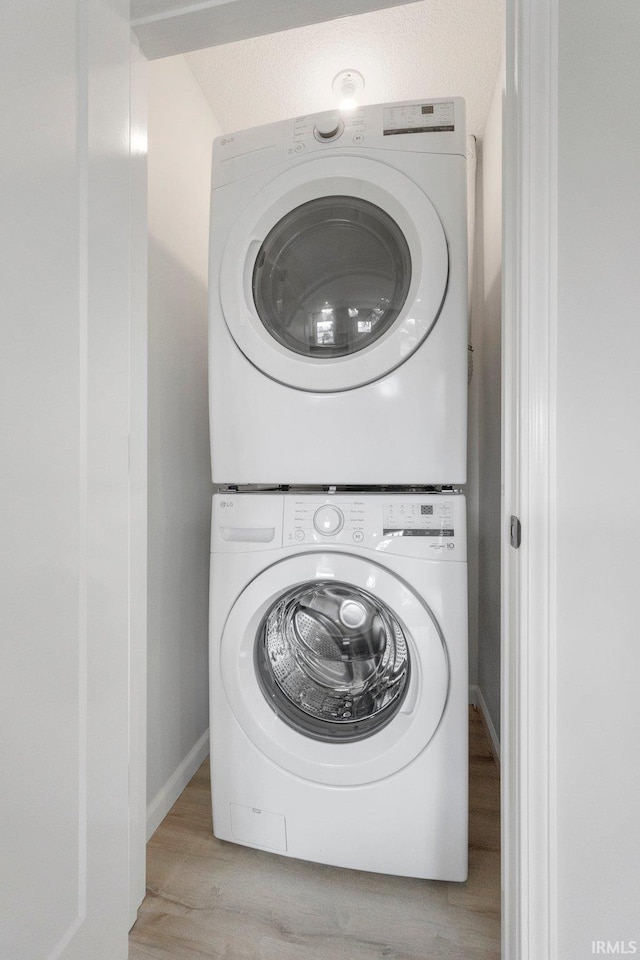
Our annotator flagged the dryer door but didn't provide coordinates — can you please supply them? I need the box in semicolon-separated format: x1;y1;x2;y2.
219;553;449;786
219;156;449;392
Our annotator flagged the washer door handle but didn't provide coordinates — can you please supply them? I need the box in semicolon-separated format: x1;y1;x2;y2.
399;675;419;715
242;238;263;310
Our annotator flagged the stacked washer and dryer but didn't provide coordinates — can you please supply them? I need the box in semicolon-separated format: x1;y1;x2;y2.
208;98;469;881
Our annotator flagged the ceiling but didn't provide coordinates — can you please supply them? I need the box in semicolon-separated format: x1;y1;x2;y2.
184;0;504;139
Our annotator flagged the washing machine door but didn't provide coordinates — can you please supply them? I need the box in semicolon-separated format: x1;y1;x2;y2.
219;553;449;786
219;156;449;393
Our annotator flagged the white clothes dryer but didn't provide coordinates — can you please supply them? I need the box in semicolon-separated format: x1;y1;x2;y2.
209;491;468;881
209;98;468;486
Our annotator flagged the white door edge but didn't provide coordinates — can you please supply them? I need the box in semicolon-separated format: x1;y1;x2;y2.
502;0;559;957
128;34;149;927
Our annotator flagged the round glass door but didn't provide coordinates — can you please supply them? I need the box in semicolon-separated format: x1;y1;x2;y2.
219;551;449;785
256;580;410;742
252;197;411;359
219;156;449;393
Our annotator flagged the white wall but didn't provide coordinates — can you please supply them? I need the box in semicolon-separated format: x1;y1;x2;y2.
474;69;503;742
146;54;222;835
555;0;640;952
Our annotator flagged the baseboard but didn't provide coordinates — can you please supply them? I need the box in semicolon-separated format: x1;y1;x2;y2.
469;684;501;769
146;729;210;841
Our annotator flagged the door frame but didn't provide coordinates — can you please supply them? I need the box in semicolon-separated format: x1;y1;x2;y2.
501;0;558;956
127;0;560;955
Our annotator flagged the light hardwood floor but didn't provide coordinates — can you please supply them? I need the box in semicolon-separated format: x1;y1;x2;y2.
129;707;500;960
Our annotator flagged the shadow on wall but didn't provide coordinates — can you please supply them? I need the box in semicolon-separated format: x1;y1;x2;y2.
147;235;213;812
468;125;502;746
476;268;501;741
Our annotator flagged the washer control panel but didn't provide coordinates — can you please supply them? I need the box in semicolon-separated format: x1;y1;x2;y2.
212;493;465;559
282;493;466;559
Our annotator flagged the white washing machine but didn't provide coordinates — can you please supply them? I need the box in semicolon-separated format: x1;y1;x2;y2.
209;491;468;881
209;98;468;486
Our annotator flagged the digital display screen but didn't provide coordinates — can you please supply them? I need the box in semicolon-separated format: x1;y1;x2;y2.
422;105;435;115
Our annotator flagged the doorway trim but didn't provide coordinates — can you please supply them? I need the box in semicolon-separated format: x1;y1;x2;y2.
502;0;558;957
127;1;561;956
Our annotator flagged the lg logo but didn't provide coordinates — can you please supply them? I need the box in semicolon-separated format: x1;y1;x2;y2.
220;500;234;509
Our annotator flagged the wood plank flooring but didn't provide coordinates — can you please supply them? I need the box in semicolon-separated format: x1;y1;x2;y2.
129;707;500;960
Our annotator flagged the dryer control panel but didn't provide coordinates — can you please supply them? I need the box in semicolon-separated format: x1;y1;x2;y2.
287;98;464;157
212;97;467;188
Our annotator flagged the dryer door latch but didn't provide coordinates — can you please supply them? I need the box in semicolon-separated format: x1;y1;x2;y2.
510;515;522;549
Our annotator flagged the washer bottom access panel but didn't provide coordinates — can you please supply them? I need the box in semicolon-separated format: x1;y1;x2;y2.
209;491;468;881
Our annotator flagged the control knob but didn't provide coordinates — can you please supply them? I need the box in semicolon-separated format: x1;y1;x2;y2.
313;504;344;536
313;117;344;142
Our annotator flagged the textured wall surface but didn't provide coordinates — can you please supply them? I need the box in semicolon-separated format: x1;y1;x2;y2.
185;0;503;135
